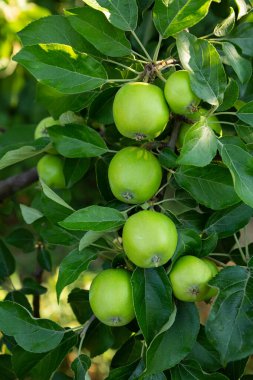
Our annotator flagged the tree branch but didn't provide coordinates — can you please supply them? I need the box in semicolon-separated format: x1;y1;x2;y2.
0;168;38;201
167;118;182;151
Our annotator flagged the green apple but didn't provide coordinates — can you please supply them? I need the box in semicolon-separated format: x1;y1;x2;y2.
89;269;135;326
164;70;200;116
177;108;222;148
202;258;219;300
113;82;169;140
108;147;162;204
169;255;213;302
122;210;178;268
37;154;65;188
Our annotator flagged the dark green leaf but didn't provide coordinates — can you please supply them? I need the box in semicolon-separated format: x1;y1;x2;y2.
153;0;213;38
37;83;98;119
145;302;199;374
6;228;34;253
111;336;143;368
40;223;78;246
12;330;77;380
64;158;90;188
0;145;47;170
219;142;253;208
95;156;114;201
0;355;16;380
37;248;52;272
170;359;228;379
20;204;43;225
5;291;32;314
177;120;218;167
214;7;235;37
222;42;252;84
59;205;125;231
106;361;140;380
89;88;117;125
237;100;253;126
222;357;248;380
172;229;202;262
66;8;131;57
83;0;138;31
158;148;178;169
205;203;253;238
174;165;240;210
131;267;175;345
205;263;253;365
235;122;253;144
21;278;47;295
71;354;91;380
68;288;93;324
0;301;64;353
56;247;97;301
83;319;114;357
216;78;239;112
48;124;108;158
14;44;107;94
187;325;221;373
225;23;253;56
0;240;15;278
200;234;218;257
177;32;227;106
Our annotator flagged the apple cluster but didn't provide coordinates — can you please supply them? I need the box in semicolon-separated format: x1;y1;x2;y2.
89;70;219;327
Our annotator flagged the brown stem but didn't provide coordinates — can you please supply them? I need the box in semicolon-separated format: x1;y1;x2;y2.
167;118;181;152
0;168;38;202
33;243;44;318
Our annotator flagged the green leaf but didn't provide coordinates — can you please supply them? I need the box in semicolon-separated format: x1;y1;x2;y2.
177;120;218;167
173;228;202;262
83;0;138;31
222;42;252;84
158;148;178;169
174;165;240;210
0;240;15;278
170;359;229;379
71;354;91;380
205;263;253;365
66;7;131;57
219;142;253;208
153;0;213;38
0;355;16;380
235;0;248;19
214;7;235;37
0;301;64;353
205;203;253;238
48;124;108;158
111;336;142;368
106;361;140;380
222;357;248;380
68;288;93;324
59;205;125;231
64;158;90;188
216;78;239;112
22;277;47;295
18;15;94;53
12;331;77;380
131;267;175;345
145;302;199;374
79;231;105;251
39;223;78;246
187;325;221;372
0;145;46;170
83;319;114;357
225;22;253;56
40;180;74;211
20;204;43;225
237;100;253;126
177;32;227;106
89;87;117;125
235;122;253;144
5;291;33;314
37;248;52;272
13;44;108;94
37;83;98;120
6;228;34;253
56;247;97;301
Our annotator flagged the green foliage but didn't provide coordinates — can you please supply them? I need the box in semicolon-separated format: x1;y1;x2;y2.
2;0;253;378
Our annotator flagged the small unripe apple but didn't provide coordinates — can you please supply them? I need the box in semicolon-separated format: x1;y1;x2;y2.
108;147;162;204
122;210;178;268
37;154;65;188
89;269;135;326
113;82;169;140
169;255;213;302
164;70;200;116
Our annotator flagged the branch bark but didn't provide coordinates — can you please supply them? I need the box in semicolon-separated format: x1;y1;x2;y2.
0;168;38;201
